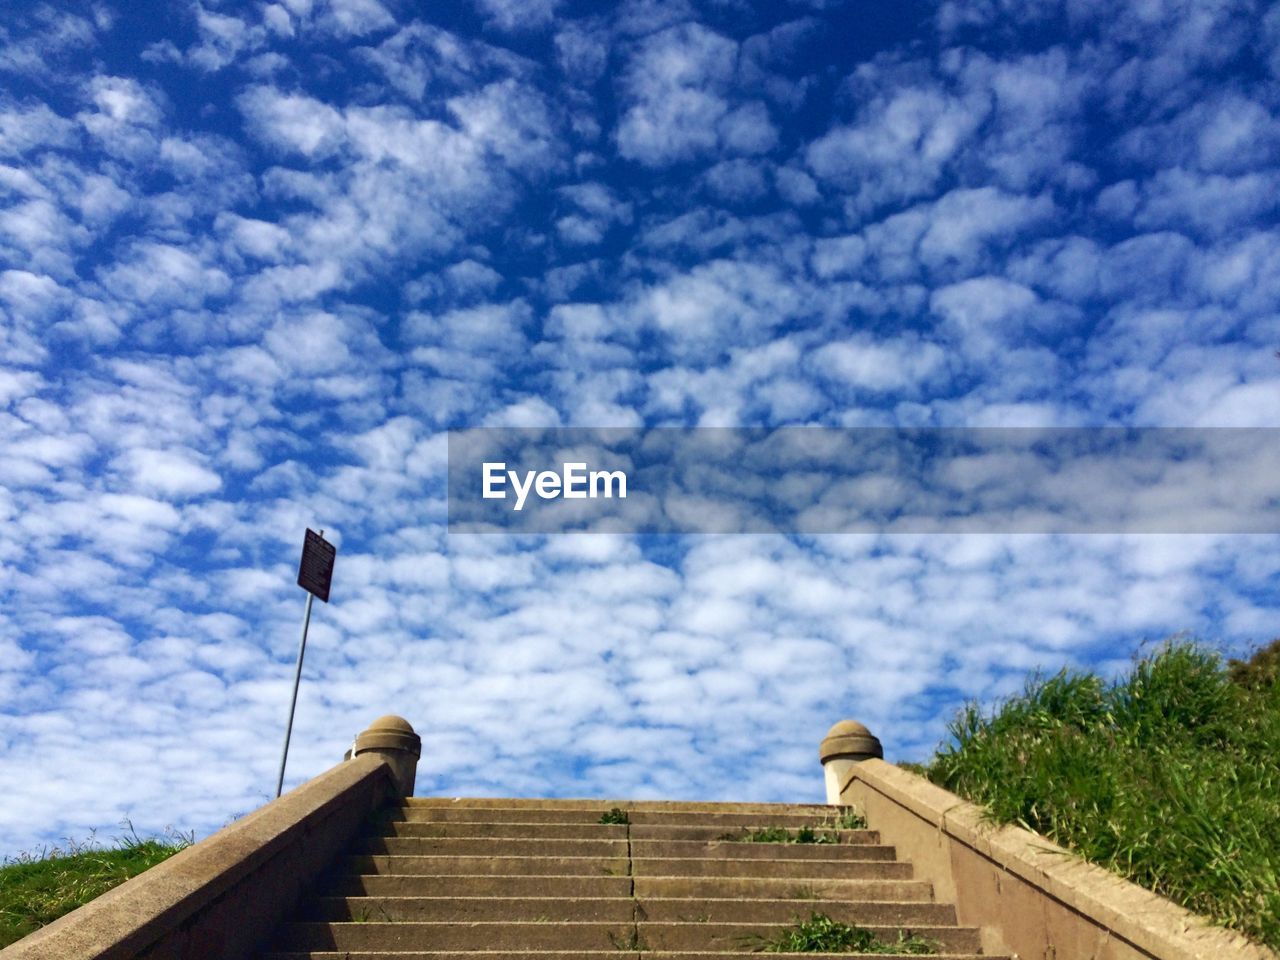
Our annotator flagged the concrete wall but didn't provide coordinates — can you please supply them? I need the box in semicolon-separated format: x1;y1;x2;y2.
0;753;394;960
836;759;1277;960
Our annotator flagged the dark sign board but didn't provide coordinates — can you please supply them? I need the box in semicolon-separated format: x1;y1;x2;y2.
297;528;336;602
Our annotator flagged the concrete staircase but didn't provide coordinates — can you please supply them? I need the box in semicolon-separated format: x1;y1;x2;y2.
260;798;1004;960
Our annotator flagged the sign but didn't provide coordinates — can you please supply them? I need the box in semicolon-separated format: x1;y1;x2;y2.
296;528;336;602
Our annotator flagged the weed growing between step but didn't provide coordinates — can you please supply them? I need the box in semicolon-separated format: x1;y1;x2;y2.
720;813;864;844
608;928;648;950
0;821;192;948
349;902;393;923
722;808;867;842
599;808;630;825
750;912;937;954
722;826;839;844
824;808;868;830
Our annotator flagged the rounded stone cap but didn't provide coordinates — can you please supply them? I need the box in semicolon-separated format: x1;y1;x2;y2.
819;720;883;764
354;715;421;758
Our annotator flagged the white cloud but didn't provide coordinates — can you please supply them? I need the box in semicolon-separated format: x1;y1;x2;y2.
1127;168;1280;239
930;275;1041;355
0;102;78;156
316;0;396;38
98;243;231;309
629;259;804;356
473;0;563;32
238;86;345;158
702;159;769;203
360;23;534;101
555;181;632;244
111;449;222;498
0;8;98;77
615;23;777;167
555;19;611;83
447;79;562;174
807;76;989;215
810;335;946;393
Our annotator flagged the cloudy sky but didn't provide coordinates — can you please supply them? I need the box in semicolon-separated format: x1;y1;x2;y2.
2;0;1279;854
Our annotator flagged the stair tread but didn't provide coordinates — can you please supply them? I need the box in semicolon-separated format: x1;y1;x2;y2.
374;824;880;845
402;799;841;812
321;876;935;901
300;896;957;924
356;839;895;860
388;809;859;826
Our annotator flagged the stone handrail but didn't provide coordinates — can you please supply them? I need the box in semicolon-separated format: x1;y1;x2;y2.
1;715;420;960
820;720;1277;960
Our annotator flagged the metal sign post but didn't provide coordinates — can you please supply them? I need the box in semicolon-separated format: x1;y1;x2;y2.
276;528;336;798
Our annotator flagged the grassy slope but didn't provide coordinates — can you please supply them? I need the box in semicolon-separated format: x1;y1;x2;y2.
0;835;187;947
925;640;1280;949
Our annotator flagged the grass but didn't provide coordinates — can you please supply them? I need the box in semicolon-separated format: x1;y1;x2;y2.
925;638;1280;950
822;808;867;830
752;912;937;954
599;808;630;825
722;825;839;844
608;928;648;950
0;823;192;947
721;809;865;846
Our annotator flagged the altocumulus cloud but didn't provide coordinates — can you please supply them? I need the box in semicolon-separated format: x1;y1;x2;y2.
0;0;1277;854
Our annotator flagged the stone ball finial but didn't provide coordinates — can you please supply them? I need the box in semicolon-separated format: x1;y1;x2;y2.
370;715;415;733
353;715;421;797
355;715;421;756
819;720;883;764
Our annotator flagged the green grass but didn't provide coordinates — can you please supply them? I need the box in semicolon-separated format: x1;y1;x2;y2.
598;807;630;825
0;824;191;947
822;808;867;830
723;825;840;844
925;639;1280;949
721;809;864;845
607;928;648;950
753;912;937;954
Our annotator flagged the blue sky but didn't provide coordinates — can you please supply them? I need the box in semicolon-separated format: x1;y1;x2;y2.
1;0;1278;853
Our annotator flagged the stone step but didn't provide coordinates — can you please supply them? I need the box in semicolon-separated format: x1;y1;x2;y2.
337;855;629;877
635;825;878;844
301;896;957;926
630;840;897;862
321;874;934;903
642;899;956;926
353;837;896;862
322;875;635;898
263;952;1002;960
389;808;849;827
337;855;910;880
379;822;627;840
353;838;627;857
270;921;981;953
375;822;879;845
632;876;934;902
630;858;912;880
402;799;839;815
302;896;635;923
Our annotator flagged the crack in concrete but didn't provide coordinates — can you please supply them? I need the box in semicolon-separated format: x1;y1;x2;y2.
625;812;645;950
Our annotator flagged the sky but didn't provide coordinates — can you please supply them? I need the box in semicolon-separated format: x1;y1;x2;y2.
1;0;1279;855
